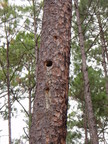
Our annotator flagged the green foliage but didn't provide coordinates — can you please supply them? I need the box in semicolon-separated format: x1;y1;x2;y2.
66;131;82;144
0;0;43;143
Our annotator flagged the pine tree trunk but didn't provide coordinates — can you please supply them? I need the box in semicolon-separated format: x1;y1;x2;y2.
7;41;11;144
74;0;98;143
97;13;108;98
29;87;31;139
4;17;11;144
32;0;39;81
83;103;88;144
30;0;72;143
28;68;32;143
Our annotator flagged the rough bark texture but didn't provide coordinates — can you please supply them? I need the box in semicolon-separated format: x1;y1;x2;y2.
30;0;72;144
74;0;98;143
97;13;108;98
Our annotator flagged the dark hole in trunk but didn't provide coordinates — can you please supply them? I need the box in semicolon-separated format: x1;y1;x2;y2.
45;60;53;67
45;87;50;94
54;35;58;40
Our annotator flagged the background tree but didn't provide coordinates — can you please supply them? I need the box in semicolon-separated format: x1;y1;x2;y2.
0;0;42;143
74;0;98;143
67;0;108;143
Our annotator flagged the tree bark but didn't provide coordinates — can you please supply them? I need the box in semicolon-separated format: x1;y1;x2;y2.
74;0;98;143
30;0;72;143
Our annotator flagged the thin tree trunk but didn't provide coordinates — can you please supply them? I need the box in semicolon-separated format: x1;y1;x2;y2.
32;0;38;80
30;0;72;143
6;37;11;144
97;13;108;98
83;103;88;144
28;1;39;142
74;0;98;143
28;69;32;143
4;18;11;144
7;40;11;144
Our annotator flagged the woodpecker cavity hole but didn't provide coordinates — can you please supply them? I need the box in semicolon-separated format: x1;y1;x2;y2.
45;60;53;67
54;35;58;40
67;7;71;12
45;87;50;94
46;87;49;91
